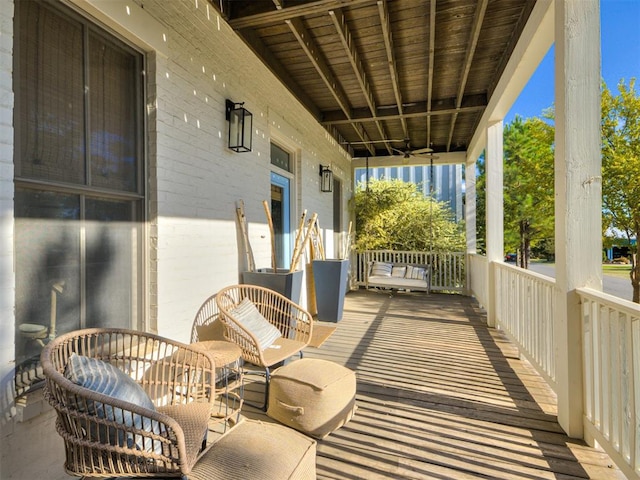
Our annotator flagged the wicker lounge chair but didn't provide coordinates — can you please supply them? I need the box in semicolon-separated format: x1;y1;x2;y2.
41;328;216;478
190;294;244;428
190;293;227;343
216;284;313;410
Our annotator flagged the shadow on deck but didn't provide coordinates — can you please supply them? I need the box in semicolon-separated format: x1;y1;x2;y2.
242;289;625;480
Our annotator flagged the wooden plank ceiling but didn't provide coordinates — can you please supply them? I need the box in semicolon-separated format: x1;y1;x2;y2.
214;0;536;159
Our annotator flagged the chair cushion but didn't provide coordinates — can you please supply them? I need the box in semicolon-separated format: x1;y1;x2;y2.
196;319;227;341
230;298;282;350
64;353;163;454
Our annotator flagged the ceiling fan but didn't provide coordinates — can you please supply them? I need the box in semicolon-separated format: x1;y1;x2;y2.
391;140;436;159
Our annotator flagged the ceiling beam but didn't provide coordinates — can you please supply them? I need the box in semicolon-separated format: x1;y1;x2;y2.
322;95;487;125
286;17;350;115
227;0;376;29
377;0;408;140
426;0;436;147
446;0;488;151
329;8;390;155
286;16;373;150
238;28;321;119
351;151;467;167
322;104;484;126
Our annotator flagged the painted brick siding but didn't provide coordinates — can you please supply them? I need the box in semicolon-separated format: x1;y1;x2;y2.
0;1;18;478
0;0;14;366
142;1;353;341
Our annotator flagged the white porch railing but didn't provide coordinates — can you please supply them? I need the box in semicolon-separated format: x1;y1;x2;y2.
494;262;557;390
466;256;640;480
355;250;465;292
467;254;488;308
578;287;640;480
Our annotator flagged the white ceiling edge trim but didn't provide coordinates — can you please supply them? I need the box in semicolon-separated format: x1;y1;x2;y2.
467;0;555;164
350;151;467;169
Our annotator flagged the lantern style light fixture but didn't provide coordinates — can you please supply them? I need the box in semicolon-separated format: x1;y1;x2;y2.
225;99;253;152
319;164;333;192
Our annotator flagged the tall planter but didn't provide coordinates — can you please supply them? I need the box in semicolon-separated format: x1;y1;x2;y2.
242;268;303;304
312;259;349;322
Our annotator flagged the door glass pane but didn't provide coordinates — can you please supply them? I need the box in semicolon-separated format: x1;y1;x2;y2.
85;198;139;329
89;32;139;192
16;2;85;184
271;184;284;268
14;189;81;366
333;178;342;231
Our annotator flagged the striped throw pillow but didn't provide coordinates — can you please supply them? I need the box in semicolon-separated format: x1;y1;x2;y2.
370;262;393;277
230;297;282;350
408;266;427;280
64;353;163;454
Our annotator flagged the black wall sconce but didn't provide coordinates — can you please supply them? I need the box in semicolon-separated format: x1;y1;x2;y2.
225;99;253;152
319;164;333;192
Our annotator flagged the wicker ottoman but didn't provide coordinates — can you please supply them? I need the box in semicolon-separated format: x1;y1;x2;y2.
267;358;357;439
190;419;316;480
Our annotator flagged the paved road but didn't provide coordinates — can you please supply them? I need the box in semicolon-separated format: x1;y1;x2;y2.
525;262;634;302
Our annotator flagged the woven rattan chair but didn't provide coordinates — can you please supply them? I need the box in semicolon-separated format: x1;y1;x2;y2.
216;284;313;410
190;293;227;343
190;293;244;428
41;328;216;478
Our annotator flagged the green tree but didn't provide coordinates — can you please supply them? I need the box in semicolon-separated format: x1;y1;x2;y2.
475;154;486;255
354;178;465;252
602;79;640;302
474;117;555;264
503;115;555;267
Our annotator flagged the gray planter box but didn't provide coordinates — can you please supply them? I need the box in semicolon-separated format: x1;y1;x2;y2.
242;268;303;304
312;259;349;322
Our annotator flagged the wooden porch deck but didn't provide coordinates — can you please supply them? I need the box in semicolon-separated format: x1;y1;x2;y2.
240;289;625;480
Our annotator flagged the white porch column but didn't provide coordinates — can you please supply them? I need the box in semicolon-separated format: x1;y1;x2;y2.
485;121;504;328
465;160;477;296
554;0;602;438
465;160;477;255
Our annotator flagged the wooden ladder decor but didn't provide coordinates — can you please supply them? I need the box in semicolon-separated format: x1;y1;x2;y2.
236;200;255;272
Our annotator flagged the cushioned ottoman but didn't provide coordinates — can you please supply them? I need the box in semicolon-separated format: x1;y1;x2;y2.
267;358;356;439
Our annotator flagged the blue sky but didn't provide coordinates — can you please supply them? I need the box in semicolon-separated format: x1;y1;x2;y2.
505;0;640;123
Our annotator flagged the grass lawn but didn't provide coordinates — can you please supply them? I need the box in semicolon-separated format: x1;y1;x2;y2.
532;261;633;279
602;264;632;279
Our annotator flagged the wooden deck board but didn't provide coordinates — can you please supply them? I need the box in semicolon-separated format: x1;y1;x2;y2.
235;290;626;479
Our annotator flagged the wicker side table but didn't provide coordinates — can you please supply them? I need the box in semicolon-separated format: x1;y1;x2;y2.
190;340;244;427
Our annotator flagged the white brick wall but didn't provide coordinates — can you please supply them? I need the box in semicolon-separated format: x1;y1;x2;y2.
140;1;353;341
0;0;18;477
0;0;354;476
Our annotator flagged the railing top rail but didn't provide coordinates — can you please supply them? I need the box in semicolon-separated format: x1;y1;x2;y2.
361;250;465;255
577;286;640;318
495;261;556;285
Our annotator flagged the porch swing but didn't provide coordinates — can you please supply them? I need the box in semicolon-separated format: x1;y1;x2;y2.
362;155;438;294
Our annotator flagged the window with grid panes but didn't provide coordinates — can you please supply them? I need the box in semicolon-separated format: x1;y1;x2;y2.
13;1;145;392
